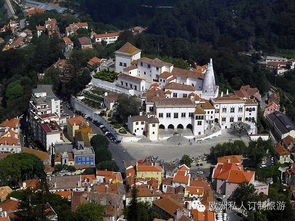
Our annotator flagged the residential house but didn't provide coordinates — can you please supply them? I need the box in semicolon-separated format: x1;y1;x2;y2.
78;37;92;49
66;115;88;141
36;25;45;37
54;152;74;166
65;22;88;36
125;186;161;205
0;118;21;153
172;165;191;188
212;155;269;198
127;115;159;141
153;196;185;220
96;170;123;184
45;18;60;37
87;57;106;70
63;37;74;52
91;32;120;45
264;102;280;117
275;144;293;164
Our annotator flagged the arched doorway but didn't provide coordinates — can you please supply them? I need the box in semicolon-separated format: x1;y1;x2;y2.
168;124;174;130
186;124;193;130
159;124;165;129
177;124;184;129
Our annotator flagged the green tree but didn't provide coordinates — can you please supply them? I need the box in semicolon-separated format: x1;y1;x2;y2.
91;135;109;149
75;202;104;221
180;154;193;167
96;160;119;171
0;153;45;186
231;183;259;207
5;80;23;101
116;94;141;122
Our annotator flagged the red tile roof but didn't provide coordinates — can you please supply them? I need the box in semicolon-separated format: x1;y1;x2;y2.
217;155;242;164
93;32;120;38
67;116;86;126
0;199;19;212
63;37;72;44
0;137;20;146
164;82;195;91
275;144;290;155
0;118;19;128
116;42;141;55
212;163;254;183
153;197;184;217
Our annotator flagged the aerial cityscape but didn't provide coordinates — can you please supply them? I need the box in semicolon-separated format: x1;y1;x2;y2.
0;0;295;221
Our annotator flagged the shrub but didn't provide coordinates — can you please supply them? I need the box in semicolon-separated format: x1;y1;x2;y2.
119;128;127;134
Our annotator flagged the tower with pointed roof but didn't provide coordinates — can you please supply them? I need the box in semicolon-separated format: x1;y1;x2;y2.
115;42;141;73
201;58;219;99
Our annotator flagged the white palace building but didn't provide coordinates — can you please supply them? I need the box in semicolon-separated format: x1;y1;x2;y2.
114;43;258;141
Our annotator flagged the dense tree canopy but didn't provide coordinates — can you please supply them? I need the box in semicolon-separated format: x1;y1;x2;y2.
75;202;104;221
116;94;141;123
0;153;45;186
180;155;193;167
73;0;295;51
209;139;273;167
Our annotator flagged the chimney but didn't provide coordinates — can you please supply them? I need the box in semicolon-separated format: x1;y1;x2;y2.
221;91;224;97
139;112;143;116
226;89;229;95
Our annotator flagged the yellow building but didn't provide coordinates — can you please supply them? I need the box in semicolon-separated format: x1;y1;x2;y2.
75;124;95;147
136;164;163;184
67;116;87;141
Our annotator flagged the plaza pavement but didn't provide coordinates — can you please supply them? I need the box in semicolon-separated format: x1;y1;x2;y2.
121;130;250;161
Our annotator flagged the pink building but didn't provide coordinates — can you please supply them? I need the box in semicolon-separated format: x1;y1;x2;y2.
264;102;280;117
212;155;269;198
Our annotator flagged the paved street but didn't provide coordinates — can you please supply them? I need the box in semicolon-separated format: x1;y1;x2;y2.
63;104;134;172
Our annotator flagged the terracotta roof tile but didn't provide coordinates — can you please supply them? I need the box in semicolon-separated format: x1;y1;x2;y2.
217;155;242;164
0;118;19;128
195;106;205;114
153;197;184;217
139;57;173;68
164;82;195;91
67;116;86;126
118;73;146;83
172;67;204;80
0;199;19;212
159;72;173;78
55;190;72;199
116;42;141;55
93;32;120;38
275;144;290;155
